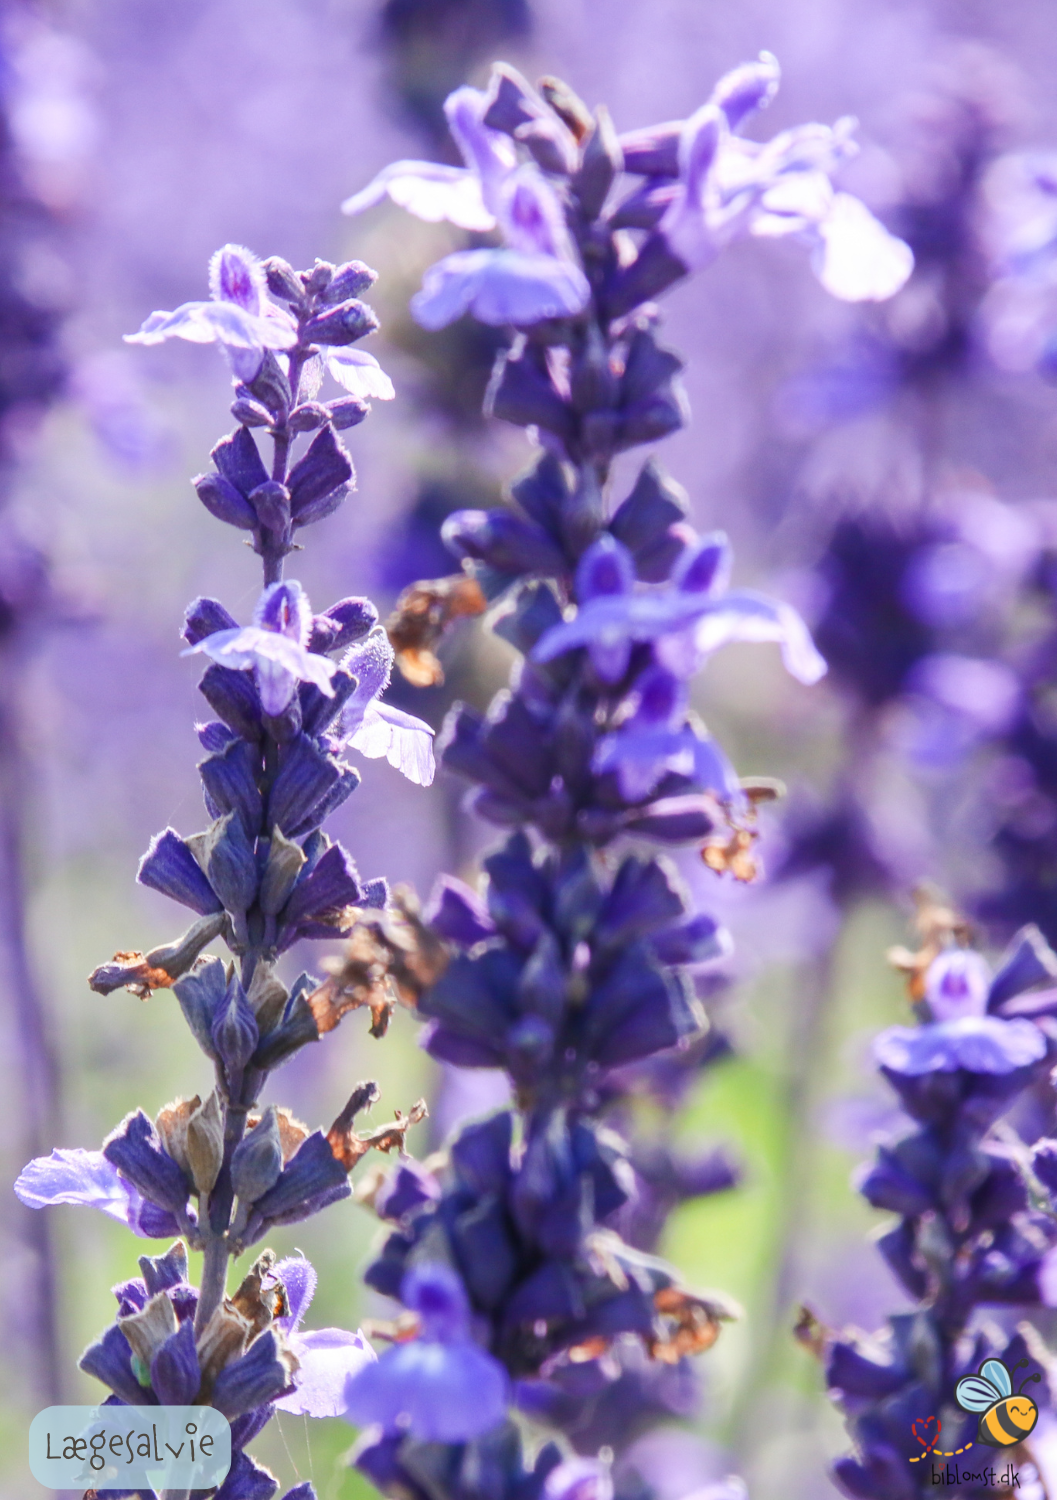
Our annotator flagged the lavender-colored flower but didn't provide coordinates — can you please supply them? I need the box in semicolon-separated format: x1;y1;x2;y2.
342;85;515;230
272;1255;377;1419
343;1263;509;1440
532;533;827;688
14;1148;179;1239
654;56;913;301
345;76;590;329
820;901;1057;1497
125;243;298;382
343;626;436;785
185;580;340;716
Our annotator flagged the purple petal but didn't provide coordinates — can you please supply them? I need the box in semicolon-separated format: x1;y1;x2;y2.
402;1263;470;1341
326;349;395;400
254;580;312;644
276;1328;376;1418
15;1148;133;1222
349;703;436;786
498;166;574;260
424;875;496;946
341;160;495;231
873;1016;1047;1077
209;243;265;313
576;535;635;604
686;589;828;684
812;193;914;302
543;1458;613;1500
343;1339;507;1441
710;52;781;130
673;532;731;595
411;249;590;331
925;949;991;1022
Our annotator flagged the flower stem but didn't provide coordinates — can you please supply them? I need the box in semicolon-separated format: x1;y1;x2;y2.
194;1234;230;1335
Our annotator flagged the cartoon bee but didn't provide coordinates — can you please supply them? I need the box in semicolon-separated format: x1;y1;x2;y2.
955;1358;1041;1448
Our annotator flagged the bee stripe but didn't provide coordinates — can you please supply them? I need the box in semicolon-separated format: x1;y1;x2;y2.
992;1405;1027;1442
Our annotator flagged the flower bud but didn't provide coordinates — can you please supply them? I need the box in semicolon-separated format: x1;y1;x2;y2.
287;426;354;526
230;396;273;428
193;472;258;530
323;260;378;303
263;256;305;304
303;299;380;347
259;828;307;916
573;105;623;220
186;1090;225;1193
303;260;334;294
287;402;329;433
211;974;260;1077
326;396;369;430
231;1105;284;1204
248;480;291;537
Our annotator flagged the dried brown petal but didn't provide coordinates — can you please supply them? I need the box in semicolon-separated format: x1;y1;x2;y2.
886;884;976;1002
196;1301;252;1388
386;573;487;687
310;889;449;1040
230;1250;285;1338
186;1091;224;1194
118;1292;178;1369
156;1096;200;1178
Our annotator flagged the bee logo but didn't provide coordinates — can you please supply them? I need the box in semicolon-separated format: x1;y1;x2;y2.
955;1358;1041;1448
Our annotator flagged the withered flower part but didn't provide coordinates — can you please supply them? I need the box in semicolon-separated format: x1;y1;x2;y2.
311;889;449;1038
701;778;783;883
386;571;487;687
886;882;975;1002
648;1285;739;1363
327;1089;426;1172
88;911;228;998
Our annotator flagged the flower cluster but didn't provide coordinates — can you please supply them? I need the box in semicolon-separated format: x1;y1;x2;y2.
334;50;910;1500
14;243;435;1499
815;894;1057;1497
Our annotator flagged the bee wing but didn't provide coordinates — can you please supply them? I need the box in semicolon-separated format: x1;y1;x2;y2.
956;1376;1000;1411
981;1360;1012;1397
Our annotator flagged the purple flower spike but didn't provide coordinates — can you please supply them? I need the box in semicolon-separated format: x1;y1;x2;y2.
270;1255;376;1419
343;1261;508;1440
125;244;297;382
185;580;340;717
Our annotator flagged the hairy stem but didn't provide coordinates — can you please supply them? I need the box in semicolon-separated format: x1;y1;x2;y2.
194;1234;230;1335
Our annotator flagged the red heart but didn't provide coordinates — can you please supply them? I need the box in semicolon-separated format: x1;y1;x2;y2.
913;1416;940;1451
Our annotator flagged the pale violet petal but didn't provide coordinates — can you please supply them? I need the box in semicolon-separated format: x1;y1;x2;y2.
693;590;828;684
411;249;591;331
14;1149;134;1224
350;702;436;787
274;1255;317;1335
275;1328;376;1418
327;349;396;401
342;161;496;232
256;656;300;716
123;301;221;346
811;192;914;302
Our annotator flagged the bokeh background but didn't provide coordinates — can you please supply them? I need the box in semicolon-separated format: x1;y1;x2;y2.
4;0;1057;1495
